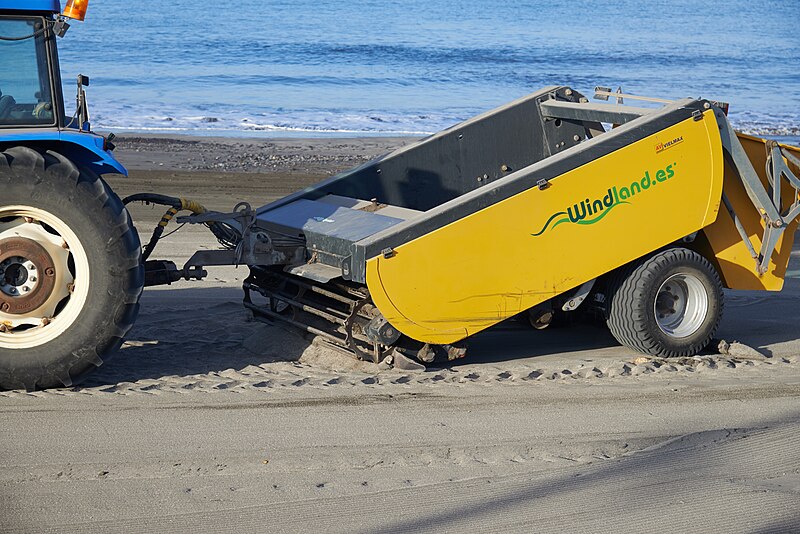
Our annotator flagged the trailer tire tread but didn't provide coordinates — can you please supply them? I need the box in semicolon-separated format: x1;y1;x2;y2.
605;248;723;357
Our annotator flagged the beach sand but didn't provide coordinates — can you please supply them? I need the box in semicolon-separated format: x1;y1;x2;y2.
1;135;798;533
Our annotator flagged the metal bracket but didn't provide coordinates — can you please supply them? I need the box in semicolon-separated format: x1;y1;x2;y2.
715;112;798;274
75;74;90;132
179;202;305;269
717;113;783;225
561;278;596;312
757;140;800;274
593;86;673;104
539;99;653;125
720;193;758;260
52;17;70;38
184;248;295;269
179;202;261;266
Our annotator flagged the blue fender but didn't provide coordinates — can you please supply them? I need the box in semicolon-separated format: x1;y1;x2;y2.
0;129;128;176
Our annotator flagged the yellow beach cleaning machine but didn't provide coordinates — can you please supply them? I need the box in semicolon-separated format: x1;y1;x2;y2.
5;0;798;388
138;85;800;365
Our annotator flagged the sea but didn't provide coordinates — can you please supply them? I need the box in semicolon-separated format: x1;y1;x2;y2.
58;0;800;142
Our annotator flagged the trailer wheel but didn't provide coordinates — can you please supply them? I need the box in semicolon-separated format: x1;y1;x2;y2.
605;248;722;357
0;147;143;390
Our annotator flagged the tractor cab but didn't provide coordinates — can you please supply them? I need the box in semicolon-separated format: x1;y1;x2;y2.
0;1;89;130
0;0;124;174
0;15;59;127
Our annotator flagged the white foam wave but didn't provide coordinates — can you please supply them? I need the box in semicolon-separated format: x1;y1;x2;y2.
89;105;798;140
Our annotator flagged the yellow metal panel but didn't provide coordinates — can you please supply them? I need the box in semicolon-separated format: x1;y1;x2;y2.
698;135;800;291
366;111;724;344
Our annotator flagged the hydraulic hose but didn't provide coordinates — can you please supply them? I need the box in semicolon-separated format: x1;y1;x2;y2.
123;193;241;260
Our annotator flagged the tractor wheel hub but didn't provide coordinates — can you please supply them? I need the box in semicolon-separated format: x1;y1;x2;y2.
0;237;57;315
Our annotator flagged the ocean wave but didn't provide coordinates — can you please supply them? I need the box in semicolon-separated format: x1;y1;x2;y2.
89;104;799;140
90;107;451;136
735;124;800;137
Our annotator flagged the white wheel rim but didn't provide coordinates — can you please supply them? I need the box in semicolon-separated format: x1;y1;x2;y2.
0;206;90;349
654;273;708;338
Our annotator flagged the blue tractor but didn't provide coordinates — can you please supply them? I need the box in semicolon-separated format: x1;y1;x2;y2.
0;0;143;390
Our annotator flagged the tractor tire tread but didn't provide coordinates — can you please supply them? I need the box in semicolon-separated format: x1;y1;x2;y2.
0;147;143;390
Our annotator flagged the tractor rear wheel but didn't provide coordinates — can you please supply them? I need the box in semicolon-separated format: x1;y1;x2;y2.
0;147;143;390
604;247;723;357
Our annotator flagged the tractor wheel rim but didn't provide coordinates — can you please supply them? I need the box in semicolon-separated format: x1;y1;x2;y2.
0;206;90;350
654;273;708;338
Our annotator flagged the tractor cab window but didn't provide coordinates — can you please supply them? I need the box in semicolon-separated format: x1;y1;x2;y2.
0;17;55;127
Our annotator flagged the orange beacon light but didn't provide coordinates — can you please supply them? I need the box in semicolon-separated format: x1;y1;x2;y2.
62;0;89;21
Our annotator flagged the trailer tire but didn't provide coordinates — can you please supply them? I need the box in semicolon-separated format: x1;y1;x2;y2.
604;248;722;357
0;147;143;390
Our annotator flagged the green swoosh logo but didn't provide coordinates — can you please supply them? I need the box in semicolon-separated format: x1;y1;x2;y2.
531;211;567;236
575;201;629;225
532;201;630;236
551;216;571;230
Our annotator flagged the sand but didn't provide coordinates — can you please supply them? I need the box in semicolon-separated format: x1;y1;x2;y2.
1;134;799;533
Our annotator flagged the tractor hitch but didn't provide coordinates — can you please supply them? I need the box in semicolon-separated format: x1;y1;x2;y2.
143;260;206;288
